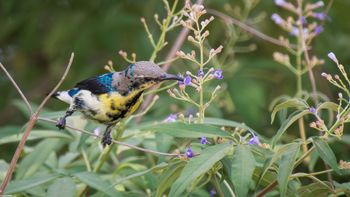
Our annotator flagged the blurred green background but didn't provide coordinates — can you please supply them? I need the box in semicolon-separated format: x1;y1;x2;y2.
1;0;350;160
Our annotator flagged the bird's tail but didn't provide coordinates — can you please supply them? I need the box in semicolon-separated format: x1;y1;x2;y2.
52;91;73;104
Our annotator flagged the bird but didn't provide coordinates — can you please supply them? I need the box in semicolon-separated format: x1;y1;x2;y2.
53;61;182;146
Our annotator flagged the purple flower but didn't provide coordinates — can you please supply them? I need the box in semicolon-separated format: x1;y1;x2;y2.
210;188;217;197
249;135;260;145
274;0;287;7
300;16;307;25
184;75;192;85
200;136;207;144
314;26;323;35
185;147;193;158
213;69;223;79
309;107;317;114
198;69;204;77
313;12;327;21
271;13;283;25
164;114;177;122
290;27;299;36
328;52;338;64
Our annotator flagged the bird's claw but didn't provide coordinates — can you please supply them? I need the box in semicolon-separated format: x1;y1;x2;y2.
56;117;66;130
101;132;112;147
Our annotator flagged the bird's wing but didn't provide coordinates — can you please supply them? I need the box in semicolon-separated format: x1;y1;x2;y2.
75;73;115;94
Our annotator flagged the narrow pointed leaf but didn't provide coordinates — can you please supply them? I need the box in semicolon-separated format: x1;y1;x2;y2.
277;142;300;197
75;172;123;197
47;177;76;197
271;98;308;124
312;137;340;174
272;110;309;147
139;122;230;138
5;174;60;194
231;145;255;197
169;143;231;197
17;139;64;179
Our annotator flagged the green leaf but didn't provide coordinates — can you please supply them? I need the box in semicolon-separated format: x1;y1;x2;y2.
277;142;300;197
113;162;168;185
5;173;60;194
139;122;230;138
316;101;340;112
297;182;334;197
271;98;308;124
268;95;291;111
17;139;64;179
169;143;231;197
231;145;255;197
312;137;340;174
156;162;186;197
257;143;297;188
271;110;309;147
74;172;123;197
47;177;76;197
0;130;72;145
204;117;258;134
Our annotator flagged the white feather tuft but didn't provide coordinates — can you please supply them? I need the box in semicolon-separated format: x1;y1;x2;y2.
55;91;73;104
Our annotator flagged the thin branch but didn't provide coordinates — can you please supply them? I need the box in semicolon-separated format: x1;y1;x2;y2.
208;9;297;49
0;63;33;114
256;181;278;197
0;53;74;195
38;117;180;157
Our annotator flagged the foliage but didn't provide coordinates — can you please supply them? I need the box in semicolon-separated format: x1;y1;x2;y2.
1;0;350;197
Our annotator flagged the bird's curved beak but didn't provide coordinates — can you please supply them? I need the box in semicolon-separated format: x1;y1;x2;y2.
161;74;183;81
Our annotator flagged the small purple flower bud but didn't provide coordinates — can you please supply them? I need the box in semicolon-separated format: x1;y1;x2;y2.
271;13;283;25
164;114;177;122
309;107;317;114
290;27;299;36
210;188;217;197
185;147;193;158
328;52;338;64
314;26;323;35
200;136;207;144
313;12;327;21
321;72;327;77
314;1;325;7
249;135;260;145
300;16;307;25
274;0;287;7
198;69;204;77
184;75;192;85
213;69;223;79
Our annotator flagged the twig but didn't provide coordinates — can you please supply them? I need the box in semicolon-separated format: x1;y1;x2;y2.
38;117;180;157
208;9;297;49
0;63;33;114
135;6;197;124
0;53;74;195
256;181;278;197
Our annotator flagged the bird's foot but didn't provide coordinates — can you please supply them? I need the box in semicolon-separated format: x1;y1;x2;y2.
101;132;112;147
56;117;66;130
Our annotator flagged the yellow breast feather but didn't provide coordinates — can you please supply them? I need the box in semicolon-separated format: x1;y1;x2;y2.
92;91;143;124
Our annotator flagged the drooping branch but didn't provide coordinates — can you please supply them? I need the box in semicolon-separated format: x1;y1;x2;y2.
38;117;181;157
0;53;74;195
0;63;33;114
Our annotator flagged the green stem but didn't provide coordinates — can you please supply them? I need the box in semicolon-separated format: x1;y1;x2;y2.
212;175;224;197
149;0;178;62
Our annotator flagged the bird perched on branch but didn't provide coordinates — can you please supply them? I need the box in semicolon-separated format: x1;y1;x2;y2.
53;61;182;146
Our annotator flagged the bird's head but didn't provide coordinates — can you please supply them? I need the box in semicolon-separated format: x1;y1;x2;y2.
114;61;183;94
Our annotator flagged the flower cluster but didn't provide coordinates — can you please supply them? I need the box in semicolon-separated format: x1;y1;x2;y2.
168;0;223;123
271;0;326;97
272;0;326;38
339;160;350;169
308;52;350;138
